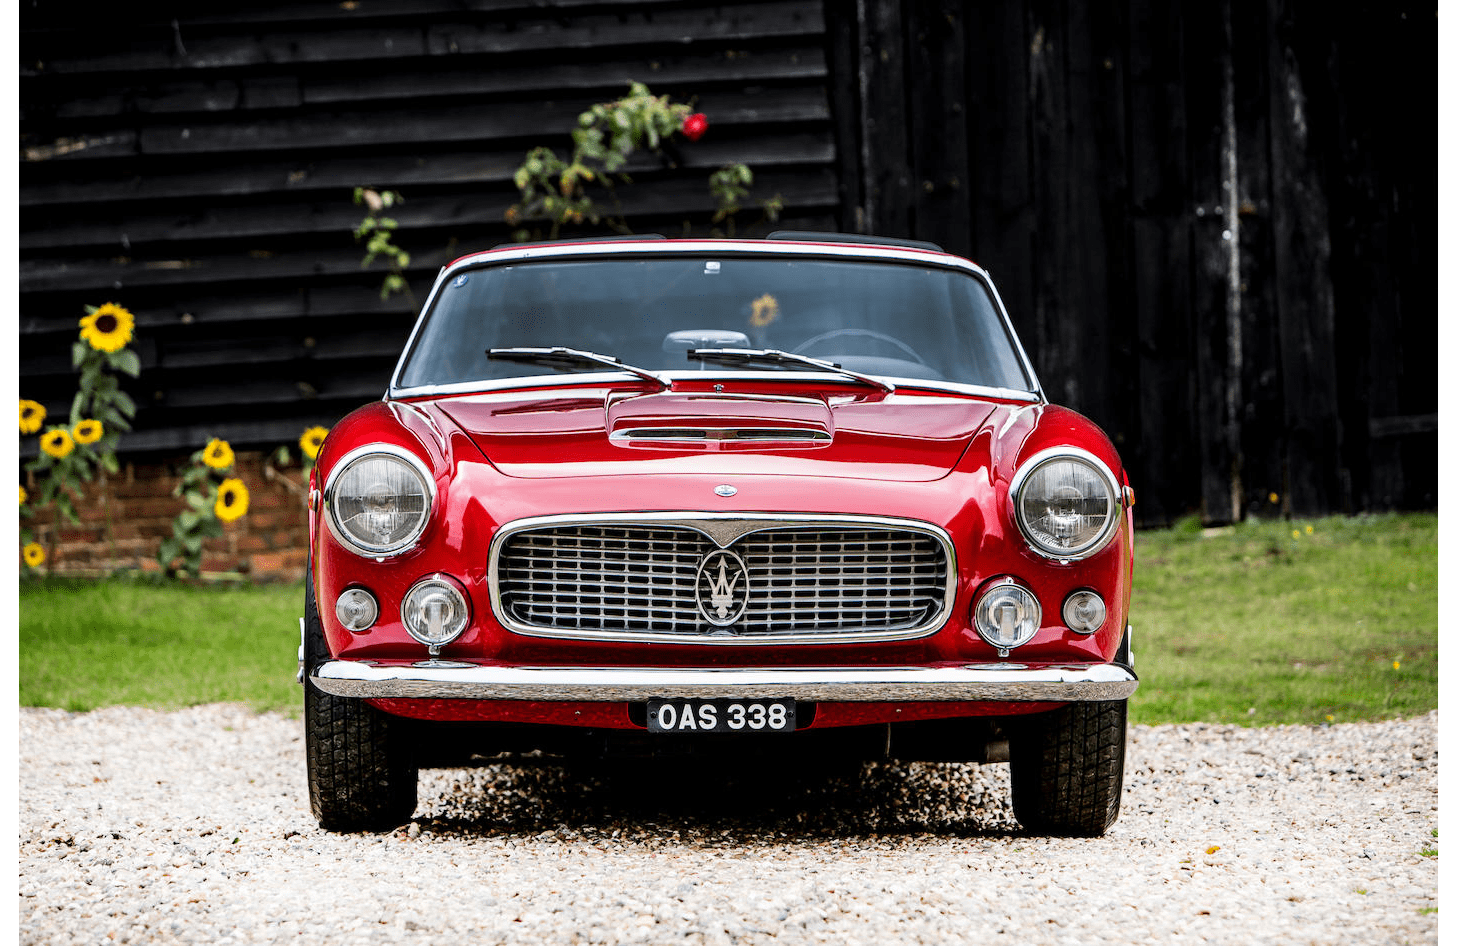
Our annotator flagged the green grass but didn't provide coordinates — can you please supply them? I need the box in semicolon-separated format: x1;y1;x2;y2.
1129;513;1436;726
18;513;1438;725
19;577;303;714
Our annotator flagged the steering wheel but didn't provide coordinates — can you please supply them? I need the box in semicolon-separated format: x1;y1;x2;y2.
792;328;932;366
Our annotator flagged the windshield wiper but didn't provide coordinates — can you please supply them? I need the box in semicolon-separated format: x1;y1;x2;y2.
685;348;895;394
487;347;669;390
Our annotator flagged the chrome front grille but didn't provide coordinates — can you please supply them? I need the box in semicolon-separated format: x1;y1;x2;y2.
489;515;953;643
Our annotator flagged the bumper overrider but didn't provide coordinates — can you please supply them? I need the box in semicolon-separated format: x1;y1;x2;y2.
310;661;1138;702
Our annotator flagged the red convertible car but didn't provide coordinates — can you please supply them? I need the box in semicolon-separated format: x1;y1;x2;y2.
302;233;1138;835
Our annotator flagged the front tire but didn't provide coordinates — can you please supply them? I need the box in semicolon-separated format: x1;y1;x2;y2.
303;575;418;831
1009;699;1127;837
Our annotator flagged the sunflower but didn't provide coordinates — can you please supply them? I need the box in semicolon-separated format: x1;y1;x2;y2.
214;478;249;523
299;426;329;460
40;428;75;459
22;543;45;568
19;485;28;505
202;438;235;470
19;399;45;434
73;419;104;445
79;303;135;353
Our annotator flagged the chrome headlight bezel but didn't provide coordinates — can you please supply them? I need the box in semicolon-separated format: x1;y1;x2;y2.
1009;447;1122;561
323;443;436;557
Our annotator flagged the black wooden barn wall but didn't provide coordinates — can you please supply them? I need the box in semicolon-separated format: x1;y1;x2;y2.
19;0;1435;524
831;0;1435;522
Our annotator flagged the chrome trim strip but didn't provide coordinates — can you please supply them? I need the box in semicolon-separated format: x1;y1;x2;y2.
391;372;1042;403
486;512;957;646
387;240;1044;403
1007;447;1123;563
311;661;1139;702
322;443;437;558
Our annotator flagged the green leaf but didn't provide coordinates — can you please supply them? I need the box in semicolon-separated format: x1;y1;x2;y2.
181;534;203;554
178;510;200;532
72;342;89;369
108;350;141;377
69;392;86;426
157;538;179;565
200;517;225;538
185;493;208;512
101;452;120;474
112;391;137;418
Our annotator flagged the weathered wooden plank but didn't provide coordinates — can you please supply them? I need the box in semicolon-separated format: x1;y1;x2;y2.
24;2;822;75
19;168;840;291
854;0;913;239
821;3;865;232
21;46;827;120
1266;0;1342;518
21;165;838;252
904;0;972;256
1184;0;1238;523
125;88;829;157
1125;0;1197;525
963;1;1036;357
22;0;696;31
20;132;837;207
1228;0;1287;518
426;3;823;57
1025;0;1072;407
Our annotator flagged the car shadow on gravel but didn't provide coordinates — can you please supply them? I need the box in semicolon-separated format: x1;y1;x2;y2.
412;755;1023;842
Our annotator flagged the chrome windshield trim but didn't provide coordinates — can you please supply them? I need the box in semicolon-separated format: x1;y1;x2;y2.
311;661;1139;702
390;372;1041;403
387;240;1045;403
486;512;957;646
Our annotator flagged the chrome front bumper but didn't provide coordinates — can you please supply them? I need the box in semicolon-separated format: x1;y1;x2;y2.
310;661;1138;703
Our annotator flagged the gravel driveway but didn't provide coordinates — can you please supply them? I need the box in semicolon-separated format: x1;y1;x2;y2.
19;705;1437;945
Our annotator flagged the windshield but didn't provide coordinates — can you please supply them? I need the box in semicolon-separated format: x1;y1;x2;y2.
395;256;1034;393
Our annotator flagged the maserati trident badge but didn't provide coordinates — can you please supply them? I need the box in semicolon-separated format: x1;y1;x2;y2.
696;549;749;626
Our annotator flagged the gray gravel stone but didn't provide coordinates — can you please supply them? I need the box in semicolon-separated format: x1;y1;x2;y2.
19;705;1437;945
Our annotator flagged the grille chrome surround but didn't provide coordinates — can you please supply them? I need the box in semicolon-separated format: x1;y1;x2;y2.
487;513;957;645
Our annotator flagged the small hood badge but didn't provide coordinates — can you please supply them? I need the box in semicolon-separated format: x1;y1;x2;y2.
714;484;738;497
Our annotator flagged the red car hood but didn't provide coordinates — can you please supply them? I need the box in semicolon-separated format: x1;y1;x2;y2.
432;388;1003;482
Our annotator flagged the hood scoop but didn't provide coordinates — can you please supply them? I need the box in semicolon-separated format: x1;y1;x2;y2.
606;392;833;451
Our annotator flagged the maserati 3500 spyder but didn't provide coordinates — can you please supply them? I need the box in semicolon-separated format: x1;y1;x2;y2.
301;232;1138;836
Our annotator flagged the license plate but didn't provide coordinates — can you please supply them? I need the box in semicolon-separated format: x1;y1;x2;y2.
646;699;797;733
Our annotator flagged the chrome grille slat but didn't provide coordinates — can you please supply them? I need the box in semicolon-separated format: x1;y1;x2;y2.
493;518;950;642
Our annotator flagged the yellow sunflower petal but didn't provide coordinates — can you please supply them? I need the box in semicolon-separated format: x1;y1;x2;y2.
22;542;45;568
214;478;249;523
299;426;329;460
41;428;75;459
73;419;104;445
203;438;235;470
79;303;135;354
19;399;45;435
19;485;28;505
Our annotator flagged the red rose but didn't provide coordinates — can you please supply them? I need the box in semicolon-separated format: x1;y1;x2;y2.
681;113;708;142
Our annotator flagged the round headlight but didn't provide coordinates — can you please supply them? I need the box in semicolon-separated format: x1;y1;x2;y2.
402;577;470;648
973;578;1042;654
1062;590;1106;634
335;588;379;632
1011;449;1120;560
326;446;433;556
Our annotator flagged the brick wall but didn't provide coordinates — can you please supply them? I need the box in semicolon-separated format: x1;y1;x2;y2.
23;451;310;582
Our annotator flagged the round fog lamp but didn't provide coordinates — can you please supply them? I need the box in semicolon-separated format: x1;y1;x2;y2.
335;588;378;632
1062;590;1106;634
973;579;1042;655
402;577;470;649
